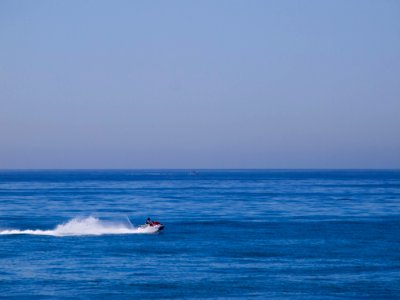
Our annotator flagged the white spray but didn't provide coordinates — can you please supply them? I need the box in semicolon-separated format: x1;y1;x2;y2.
0;216;159;236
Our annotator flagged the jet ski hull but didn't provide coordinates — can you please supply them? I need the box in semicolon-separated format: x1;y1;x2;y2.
139;223;165;232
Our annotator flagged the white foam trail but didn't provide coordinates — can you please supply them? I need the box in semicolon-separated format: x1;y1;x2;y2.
0;217;159;236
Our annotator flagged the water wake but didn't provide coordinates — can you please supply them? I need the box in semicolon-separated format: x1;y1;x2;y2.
0;217;159;236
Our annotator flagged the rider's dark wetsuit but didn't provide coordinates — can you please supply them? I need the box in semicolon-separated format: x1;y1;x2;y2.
146;218;153;225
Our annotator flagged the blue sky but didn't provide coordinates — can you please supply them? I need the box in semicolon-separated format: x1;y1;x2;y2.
1;0;399;168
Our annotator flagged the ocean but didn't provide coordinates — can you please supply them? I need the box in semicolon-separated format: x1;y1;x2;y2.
0;170;399;299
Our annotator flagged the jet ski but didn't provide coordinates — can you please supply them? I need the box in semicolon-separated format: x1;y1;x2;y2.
139;221;165;232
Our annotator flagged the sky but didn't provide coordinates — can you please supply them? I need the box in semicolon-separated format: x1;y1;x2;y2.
0;0;399;169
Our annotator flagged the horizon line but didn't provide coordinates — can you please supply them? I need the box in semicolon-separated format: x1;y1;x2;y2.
1;168;399;171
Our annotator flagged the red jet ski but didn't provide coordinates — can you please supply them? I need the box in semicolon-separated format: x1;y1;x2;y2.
140;221;165;232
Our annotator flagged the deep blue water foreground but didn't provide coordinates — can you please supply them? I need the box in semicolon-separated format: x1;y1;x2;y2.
0;170;399;299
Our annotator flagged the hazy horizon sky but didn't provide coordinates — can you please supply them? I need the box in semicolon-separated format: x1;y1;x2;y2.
1;0;399;169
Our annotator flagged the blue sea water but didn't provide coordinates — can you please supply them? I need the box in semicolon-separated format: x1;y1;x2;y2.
0;170;399;299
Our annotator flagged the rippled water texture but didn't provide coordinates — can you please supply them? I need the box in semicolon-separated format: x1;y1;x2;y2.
0;170;399;299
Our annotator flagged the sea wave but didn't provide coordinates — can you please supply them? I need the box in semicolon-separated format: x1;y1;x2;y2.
0;216;159;236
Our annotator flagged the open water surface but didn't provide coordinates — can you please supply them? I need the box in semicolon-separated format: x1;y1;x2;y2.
0;170;399;299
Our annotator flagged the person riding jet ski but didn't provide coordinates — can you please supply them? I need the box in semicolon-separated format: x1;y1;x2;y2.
140;217;164;232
